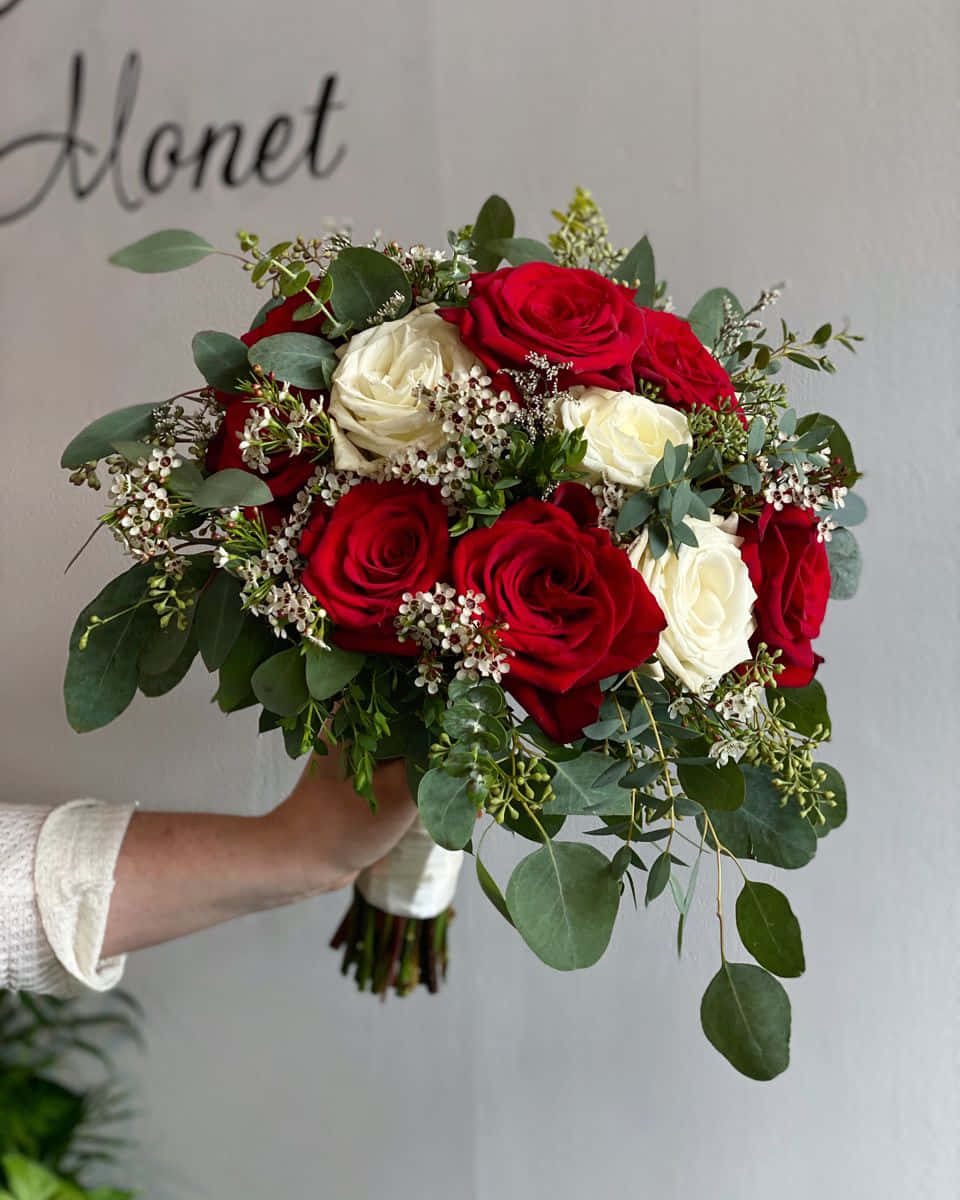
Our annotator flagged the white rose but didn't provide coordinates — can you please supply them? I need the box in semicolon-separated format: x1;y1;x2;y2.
558;386;693;488
628;514;757;694
328;304;480;467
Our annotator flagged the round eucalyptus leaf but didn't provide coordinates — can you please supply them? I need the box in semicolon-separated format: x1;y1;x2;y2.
768;679;831;738
736;881;805;978
247;331;337;390
191;469;273;510
251;648;309;716
108;229;214;273
191;330;251;391
677;760;745;812
304;643;366;700
328;247;413;326
700;962;791;1080
506;842;620;970
701;765;817;870
417;768;477;850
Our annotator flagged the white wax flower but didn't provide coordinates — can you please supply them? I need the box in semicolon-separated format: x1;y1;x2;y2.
329;304;480;466
628;513;757;694
558;386;693;488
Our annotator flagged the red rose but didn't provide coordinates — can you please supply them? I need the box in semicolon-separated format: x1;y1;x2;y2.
440;263;649;392
632;309;740;416
205;393;316;528
299;481;450;655
739;505;831;687
452;483;666;743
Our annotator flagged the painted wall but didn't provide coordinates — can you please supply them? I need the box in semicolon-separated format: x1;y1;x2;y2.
1;2;957;1196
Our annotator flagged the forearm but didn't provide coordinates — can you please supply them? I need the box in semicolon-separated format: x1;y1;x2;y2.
101;756;416;959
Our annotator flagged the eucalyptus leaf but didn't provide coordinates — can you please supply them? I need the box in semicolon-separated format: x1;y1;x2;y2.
503;806;565;843
215;617;276;712
831;491;867;527
645;851;671;905
476;855;514;926
506;842;620;970
64;564;156;731
736;881;805;978
615;492;654;534
191;469;273;510
108;229;214;273
138;611;195;676
247;332;337;390
769;679;831;738
701;765;817;870
677;760;745;812
485;237;556;266
61;402;159;468
137;626;198;697
687;287;742;350
543;752;634;816
304;642;366;700
417;769;477;850
700;962;791;1080
613;236;655;306
195;570;245;670
471;194;515;272
328;246;412;325
814;762;847;837
191;330;250;391
827;527;862;599
251;648;309;716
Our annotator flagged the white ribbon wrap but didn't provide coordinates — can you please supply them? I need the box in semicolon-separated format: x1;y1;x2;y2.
356;814;464;919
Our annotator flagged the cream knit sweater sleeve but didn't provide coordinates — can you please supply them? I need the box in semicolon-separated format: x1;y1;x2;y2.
1;799;136;996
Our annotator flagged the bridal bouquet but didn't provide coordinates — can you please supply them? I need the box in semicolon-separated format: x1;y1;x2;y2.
62;189;864;1079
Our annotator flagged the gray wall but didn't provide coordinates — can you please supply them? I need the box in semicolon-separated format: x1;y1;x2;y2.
2;1;957;1196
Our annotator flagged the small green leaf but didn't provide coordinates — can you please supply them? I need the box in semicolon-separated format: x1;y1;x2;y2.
471;195;515;272
645;851;671;904
827;526;862;599
109;229;214;273
506;842;620;970
60;402;159;468
138;625;198;697
328;246;413;326
251;648;309;715
247;332;337;391
249;296;283;330
700;962;791;1080
485;237;556;266
191;330;250;391
736;881;805;978
769;679;831;738
615;492;654;534
195;570;245;670
831;491;867;527
417;768;477;850
677;760;745;812
687;287;742;349
613;236;655;306
814;762;847;837
191;469;273;510
747;416;767;456
304;642;366;700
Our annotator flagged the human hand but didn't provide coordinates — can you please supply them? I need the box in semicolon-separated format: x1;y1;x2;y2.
263;748;418;898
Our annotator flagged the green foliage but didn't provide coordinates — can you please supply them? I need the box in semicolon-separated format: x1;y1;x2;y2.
214;617;275;712
327;247;412;327
484;238;555;267
542;753;633;817
108;229;214;273
470;195;515;273
676;760;745;812
64;565;156;732
195;570;245;670
827;527;862;599
769;679;831;739
304;644;366;701
735;882;805;977
417;769;477;851
60;405;159;470
687;287;742;349
247;332;337;391
137;626;198;698
251;648;309;716
701;766;818;869
191;331;250;392
506;842;620;970
476;856;513;926
612;237;656;306
700;963;791;1080
813;763;847;837
191;470;272;510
